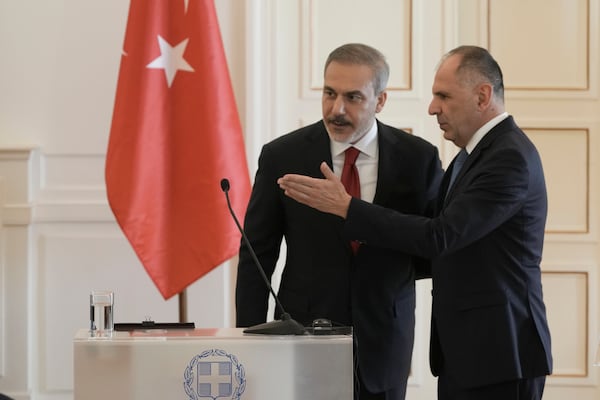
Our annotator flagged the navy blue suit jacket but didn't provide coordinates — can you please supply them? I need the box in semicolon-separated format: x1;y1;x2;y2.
236;120;443;392
345;116;552;388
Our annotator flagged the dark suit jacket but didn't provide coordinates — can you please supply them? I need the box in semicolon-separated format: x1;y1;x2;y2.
345;116;553;389
236;120;443;393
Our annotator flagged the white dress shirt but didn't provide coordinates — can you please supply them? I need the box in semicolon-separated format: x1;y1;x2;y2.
465;112;509;154
330;120;379;203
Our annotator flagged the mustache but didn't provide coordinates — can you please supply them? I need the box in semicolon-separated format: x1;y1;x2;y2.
327;116;351;125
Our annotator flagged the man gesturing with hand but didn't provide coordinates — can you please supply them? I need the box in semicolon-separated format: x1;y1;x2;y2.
279;45;552;400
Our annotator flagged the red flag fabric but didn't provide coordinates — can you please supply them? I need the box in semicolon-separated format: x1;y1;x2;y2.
105;0;251;299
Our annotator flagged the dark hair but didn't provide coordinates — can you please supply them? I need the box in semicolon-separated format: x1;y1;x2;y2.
445;45;504;101
325;43;390;95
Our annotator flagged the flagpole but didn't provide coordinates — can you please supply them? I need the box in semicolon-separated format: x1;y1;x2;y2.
178;289;188;323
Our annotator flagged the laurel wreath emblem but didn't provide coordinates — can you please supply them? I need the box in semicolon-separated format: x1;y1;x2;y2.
184;349;246;400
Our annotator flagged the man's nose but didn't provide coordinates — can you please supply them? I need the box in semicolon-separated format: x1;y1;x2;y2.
332;96;346;114
428;98;438;115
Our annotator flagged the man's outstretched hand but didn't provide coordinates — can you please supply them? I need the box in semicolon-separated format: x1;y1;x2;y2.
277;162;352;218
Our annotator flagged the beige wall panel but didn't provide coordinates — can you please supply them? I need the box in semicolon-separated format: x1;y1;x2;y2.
450;0;487;46
0;226;29;390
543;271;588;377
488;0;589;90
37;230;177;392
35;227;234;394
0;149;35;204
526;129;589;233
40;154;105;191
305;0;412;93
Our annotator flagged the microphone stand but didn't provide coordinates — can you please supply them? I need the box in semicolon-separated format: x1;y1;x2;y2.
221;179;306;335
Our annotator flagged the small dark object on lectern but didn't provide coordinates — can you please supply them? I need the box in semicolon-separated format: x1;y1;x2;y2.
243;313;306;335
304;318;353;336
114;320;195;331
312;318;333;334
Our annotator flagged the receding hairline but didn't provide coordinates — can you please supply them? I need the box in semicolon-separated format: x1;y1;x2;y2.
324;43;390;94
438;45;505;100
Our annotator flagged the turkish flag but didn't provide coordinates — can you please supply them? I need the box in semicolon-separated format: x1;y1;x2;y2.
105;0;251;299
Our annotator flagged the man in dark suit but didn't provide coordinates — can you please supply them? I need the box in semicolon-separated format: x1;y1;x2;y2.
278;45;552;400
236;43;443;400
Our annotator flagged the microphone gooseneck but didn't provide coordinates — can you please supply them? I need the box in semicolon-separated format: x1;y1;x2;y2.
221;178;305;335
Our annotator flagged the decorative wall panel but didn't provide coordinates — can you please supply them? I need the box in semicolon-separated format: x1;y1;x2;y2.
526;128;589;233
543;271;589;377
304;0;412;93
488;0;589;91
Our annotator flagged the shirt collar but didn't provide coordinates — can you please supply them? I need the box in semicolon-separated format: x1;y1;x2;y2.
331;120;378;158
465;112;509;154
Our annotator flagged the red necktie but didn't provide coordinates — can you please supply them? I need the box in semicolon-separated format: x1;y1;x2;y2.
341;147;361;253
341;147;361;198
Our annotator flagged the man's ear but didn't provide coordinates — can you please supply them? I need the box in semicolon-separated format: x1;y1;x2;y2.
375;91;387;113
477;83;493;110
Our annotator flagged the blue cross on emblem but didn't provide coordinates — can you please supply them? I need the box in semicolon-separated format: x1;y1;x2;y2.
197;361;232;398
184;349;246;400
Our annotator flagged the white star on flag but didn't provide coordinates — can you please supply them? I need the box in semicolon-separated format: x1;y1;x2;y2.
147;35;194;87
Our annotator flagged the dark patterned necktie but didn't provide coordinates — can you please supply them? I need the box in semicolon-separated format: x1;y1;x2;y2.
446;149;468;198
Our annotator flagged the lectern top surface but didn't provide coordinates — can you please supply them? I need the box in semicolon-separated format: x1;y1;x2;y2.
74;328;352;342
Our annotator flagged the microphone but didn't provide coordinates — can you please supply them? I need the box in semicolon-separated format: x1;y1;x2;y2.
220;178;306;335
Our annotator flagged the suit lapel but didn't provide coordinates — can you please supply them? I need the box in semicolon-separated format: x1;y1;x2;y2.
442;150;473;203
303;121;333;177
441;116;516;206
372;123;398;206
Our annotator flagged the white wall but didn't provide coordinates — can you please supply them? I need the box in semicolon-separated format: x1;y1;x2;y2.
0;1;248;399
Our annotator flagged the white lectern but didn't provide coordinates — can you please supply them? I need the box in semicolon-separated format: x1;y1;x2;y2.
73;328;353;400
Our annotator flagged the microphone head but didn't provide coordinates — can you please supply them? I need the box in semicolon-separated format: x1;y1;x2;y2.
220;178;230;192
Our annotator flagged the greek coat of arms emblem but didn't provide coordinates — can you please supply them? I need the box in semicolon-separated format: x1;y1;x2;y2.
184;349;246;400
